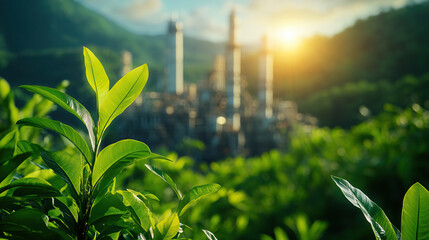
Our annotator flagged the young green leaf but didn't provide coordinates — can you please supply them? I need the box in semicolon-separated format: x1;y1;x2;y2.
332;176;399;240
401;182;429;240
0;177;61;196
0;130;18;165
146;152;174;162
20;85;96;149
118;190;154;231
274;227;290;240
40;150;82;200
0;77;10;101
93;139;151;185
17;117;92;165
178;183;221;215
0;152;32;184
93;154;144;200
83;47;110;108
1;208;49;232
97;64;148;140
89;193;128;224
145;164;182;200
155;213;180;240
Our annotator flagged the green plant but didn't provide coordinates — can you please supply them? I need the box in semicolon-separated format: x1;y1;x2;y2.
332;176;429;240
260;214;327;240
0;47;220;240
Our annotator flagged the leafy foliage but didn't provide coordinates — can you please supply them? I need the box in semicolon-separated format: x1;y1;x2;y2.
0;48;220;239
333;176;429;240
118;104;429;240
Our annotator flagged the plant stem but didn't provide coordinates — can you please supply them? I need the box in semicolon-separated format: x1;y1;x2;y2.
78;139;98;240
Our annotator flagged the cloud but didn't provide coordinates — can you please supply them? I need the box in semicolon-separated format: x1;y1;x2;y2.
74;0;421;43
182;7;228;42
117;0;163;20
237;0;418;43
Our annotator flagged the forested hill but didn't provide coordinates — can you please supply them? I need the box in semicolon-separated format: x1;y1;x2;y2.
265;1;429;127
0;0;223;93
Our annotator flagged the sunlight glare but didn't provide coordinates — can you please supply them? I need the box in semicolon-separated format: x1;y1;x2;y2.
275;28;303;50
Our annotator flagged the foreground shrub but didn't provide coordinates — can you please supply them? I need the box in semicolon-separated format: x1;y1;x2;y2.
333;176;429;240
0;47;220;240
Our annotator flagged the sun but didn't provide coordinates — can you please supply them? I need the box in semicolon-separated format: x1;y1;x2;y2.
275;28;303;50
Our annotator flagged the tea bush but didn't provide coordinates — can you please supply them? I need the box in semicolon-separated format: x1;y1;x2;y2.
0;47;220;240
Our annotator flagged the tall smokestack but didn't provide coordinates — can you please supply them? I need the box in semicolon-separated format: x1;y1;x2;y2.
225;9;241;131
258;34;273;119
166;18;184;94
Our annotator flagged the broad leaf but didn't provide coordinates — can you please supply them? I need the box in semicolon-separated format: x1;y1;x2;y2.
92;158;133;199
118;190;153;231
0;177;61;197
0;152;32;183
147;152;173;162
401;182;429;240
1;208;49;232
178;183;221;215
156;213;180;240
0;130;18;165
93;139;151;185
97;64;148;140
20;85;96;149
83;47;110;110
90;193;128;224
145;164;182;200
17;117;92;165
332;176;399;240
274;227;290;240
0;77;10;101
40;150;82;199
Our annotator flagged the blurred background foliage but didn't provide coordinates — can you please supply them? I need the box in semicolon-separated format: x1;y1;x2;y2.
1;0;429;128
115;103;429;240
1;0;429;239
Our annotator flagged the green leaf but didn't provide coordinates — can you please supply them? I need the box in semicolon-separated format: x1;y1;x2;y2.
93;139;151;186
1;208;49;232
156;213;180;240
83;47;110;111
90;193;128;224
0;130;18;165
178;183;221;215
332;176;399;240
92;158;132;199
97;64;148;140
20;85;96;149
274;227;290;240
147;152;174;162
118;190;153;231
0;152;32;183
0;177;61;197
17;117;92;165
0;77;10;101
40;150;82;199
145;164;182;200
401;182;429;240
0;196;27;211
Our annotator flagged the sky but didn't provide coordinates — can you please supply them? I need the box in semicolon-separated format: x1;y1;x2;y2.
75;0;421;46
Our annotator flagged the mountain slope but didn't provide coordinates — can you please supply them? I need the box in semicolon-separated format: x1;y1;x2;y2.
251;1;429;127
0;0;223;85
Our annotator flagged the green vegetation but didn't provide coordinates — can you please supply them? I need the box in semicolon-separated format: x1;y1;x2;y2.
244;1;429;127
0;0;223;99
116;104;429;240
332;176;429;240
0;1;428;239
0;48;219;239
